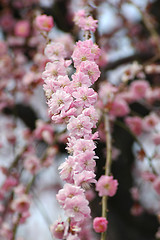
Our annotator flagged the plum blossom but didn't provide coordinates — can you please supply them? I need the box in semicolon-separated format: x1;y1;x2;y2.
73;10;98;33
24;155;40;175
72;72;91;88
64;195;91;222
143;112;159;131
48;90;73;115
59;156;76;183
44;42;67;61
129;80;150;100
93;217;108;233
96;175;118;197
125;116;143;136
11;194;30;214
56;184;85;207
67;115;93;138
42;61;67;80
14;20;30;37
35;14;54;32
50;220;65;239
74;170;96;188
72;87;97;108
79;60;100;84
110;98;130;117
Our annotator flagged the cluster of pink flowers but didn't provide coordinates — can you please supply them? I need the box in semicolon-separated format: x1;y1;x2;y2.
0;117;59;239
43;36;101;238
73;10;98;33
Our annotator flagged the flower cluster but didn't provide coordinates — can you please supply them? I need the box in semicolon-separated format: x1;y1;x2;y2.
73;10;98;33
43;35;101;238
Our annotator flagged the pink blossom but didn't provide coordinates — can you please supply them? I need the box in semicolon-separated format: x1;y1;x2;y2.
2;176;18;191
42;61;67;80
35;14;54;32
44;42;66;61
146;88;160;104
79;60;100;84
64;195;91;222
129;80;150;100
143;112;159;131
0;223;12;240
14;20;30;37
67;115;93;138
72;46;94;68
59;156;76;183
54;34;75;57
80;16;98;32
48;90;73;115
43;78;56;98
125;116;143;136
66;137;77;154
82;106;99;128
74;170;96;188
72;72;91;88
71;138;96;155
93;217;108;233
73;10;86;26
34;120;54;144
11;194;30;213
76;39;101;61
24;155;40;175
51;108;77;124
56;183;84;206
96;175;118;197
72;87;97;108
22;72;42;86
73;152;96;172
50;220;65;239
53;75;71;92
110;98;130;117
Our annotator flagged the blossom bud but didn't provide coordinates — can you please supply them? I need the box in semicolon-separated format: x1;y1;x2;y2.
93;217;108;233
35;15;54;32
